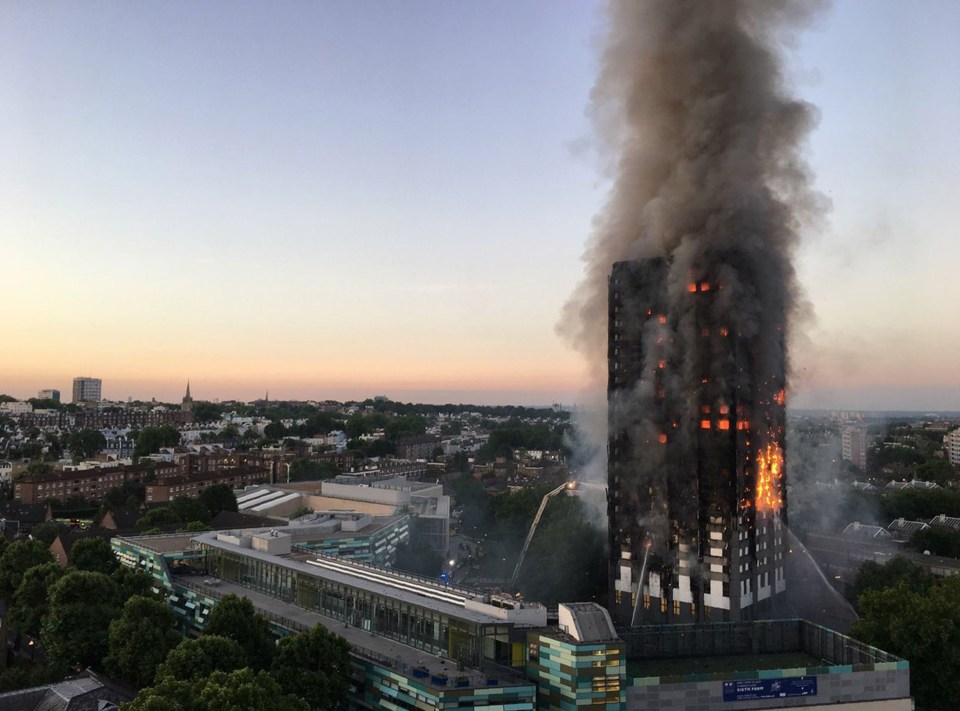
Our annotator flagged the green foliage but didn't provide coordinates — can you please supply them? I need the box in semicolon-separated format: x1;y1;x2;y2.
134;425;182;458
66;429;107;462
851;577;960;710
106;595;183;688
102;481;147;510
492;485;552;544
70;537;120;574
475;419;566;462
288;506;314;519
0;539;54;601
182;521;210;532
8;562;65;637
125;668;310;711
270;624;351;710
915;459;957;487
41;570;121;670
29;519;68;546
517;495;606;606
846;556;936;610
198;484;238;518
191;402;225;424
877;488;960;522
0;662;63;692
288;458;340;482
156;635;247;684
910;527;960;558
384;414;428;441
450;475;493;537
217;425;240;444
170;496;211;523
137;507;179;528
112;566;157;600
203;594;274;670
263;421;287;440
25;460;54;477
28;397;63;410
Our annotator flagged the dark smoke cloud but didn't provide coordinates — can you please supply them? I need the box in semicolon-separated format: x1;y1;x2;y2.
560;0;828;376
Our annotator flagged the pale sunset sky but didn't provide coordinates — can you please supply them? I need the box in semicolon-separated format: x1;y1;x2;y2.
1;2;958;409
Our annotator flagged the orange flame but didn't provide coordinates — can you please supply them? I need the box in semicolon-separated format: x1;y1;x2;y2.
755;443;784;511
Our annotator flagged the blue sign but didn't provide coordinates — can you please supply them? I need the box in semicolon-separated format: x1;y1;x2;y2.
722;676;817;702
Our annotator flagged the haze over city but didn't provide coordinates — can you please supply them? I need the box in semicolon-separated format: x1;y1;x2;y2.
2;1;958;410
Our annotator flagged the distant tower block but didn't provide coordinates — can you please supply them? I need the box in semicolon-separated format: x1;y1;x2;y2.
72;377;102;404
607;259;787;626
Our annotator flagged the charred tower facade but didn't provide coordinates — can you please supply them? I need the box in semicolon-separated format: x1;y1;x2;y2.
608;258;787;626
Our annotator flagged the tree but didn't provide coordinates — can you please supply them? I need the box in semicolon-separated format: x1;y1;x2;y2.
105;595;182;688
127;668;309;711
169;496;211;524
192;401;225;424
845;556;935;610
70;537;119;574
112;566;156;600
24;460;54;478
910;526;960;558
288;458;339;482
134;425;181;459
0;539;54;601
915;459;957;487
851;577;960;710
102;481;146;510
203;594;274;669
29;519;68;546
270;624;351;710
288;506;314;520
156;635;247;684
137;507;179;528
41;570;121;670
198;484;238;519
66;429;107;462
8;562;65;637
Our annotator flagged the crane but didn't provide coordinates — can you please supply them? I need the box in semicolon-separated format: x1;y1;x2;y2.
508;481;576;591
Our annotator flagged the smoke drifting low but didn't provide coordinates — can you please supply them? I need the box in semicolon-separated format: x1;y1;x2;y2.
560;0;826;377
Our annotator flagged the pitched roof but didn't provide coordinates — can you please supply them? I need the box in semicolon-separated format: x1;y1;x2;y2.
887;518;929;535
842;522;892;539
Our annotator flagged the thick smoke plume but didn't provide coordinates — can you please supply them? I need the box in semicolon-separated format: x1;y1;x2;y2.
561;0;826;439
559;1;829;577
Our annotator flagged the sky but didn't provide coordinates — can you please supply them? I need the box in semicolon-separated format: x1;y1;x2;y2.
1;1;958;409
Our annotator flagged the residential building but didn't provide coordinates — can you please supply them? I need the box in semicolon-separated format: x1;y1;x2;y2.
396;435;442;460
607;259;787;625
0;400;32;415
14;461;177;504
945;428;960;467
72;377;102;404
144;466;271;503
841;426;868;469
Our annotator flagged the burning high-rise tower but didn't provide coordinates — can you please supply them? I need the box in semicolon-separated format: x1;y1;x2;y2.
607;257;788;625
557;1;823;626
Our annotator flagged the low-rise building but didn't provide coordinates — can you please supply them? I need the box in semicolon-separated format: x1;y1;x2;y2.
145;466;270;503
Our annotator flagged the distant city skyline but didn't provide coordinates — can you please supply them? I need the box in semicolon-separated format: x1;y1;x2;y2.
2;2;959;411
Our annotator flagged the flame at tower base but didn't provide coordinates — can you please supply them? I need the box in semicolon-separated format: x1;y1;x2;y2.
607;259;788;626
